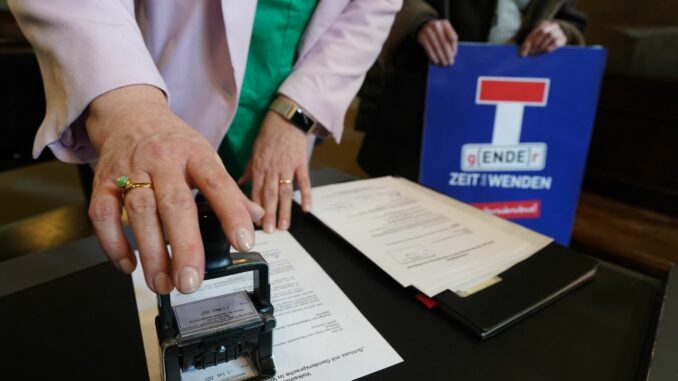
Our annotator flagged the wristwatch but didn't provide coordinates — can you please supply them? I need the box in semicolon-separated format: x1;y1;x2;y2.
269;98;319;135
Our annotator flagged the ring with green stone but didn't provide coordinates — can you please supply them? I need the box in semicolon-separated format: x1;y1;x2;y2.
114;176;131;189
114;175;153;196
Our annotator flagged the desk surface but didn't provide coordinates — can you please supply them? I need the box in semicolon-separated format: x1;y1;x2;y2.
0;170;672;381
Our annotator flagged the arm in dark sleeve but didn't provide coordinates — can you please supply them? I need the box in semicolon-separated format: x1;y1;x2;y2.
380;0;439;66
356;0;437;133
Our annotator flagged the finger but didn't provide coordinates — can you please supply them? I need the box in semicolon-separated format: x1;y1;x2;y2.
122;172;173;294
277;172;295;231
262;174;279;233
417;22;436;61
188;157;257;253
443;40;455;65
520;26;542;57
545;40;559;53
420;38;440;65
450;42;458;65
441;21;459;61
250;168;265;226
555;34;568;49
423;26;445;64
295;163;312;213
441;20;457;43
238;160;253;186
152;167;204;294
427;26;449;65
244;197;265;222
520;29;539;57
531;24;558;54
448;46;456;65
533;34;555;55
528;30;546;55
89;182;135;273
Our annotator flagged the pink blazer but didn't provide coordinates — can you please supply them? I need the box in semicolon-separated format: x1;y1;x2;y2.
9;0;401;163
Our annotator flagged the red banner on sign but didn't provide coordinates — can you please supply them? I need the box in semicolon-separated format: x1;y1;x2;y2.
471;199;541;219
478;79;548;103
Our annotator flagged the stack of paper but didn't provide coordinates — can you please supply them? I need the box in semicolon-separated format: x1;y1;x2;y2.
131;231;402;381
300;177;552;297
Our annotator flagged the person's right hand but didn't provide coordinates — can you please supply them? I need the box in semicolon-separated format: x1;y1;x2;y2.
416;19;458;66
85;85;264;295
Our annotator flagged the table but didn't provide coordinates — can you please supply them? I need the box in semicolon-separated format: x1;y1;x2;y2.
0;170;675;380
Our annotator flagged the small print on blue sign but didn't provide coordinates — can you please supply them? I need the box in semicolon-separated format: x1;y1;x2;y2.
420;43;607;245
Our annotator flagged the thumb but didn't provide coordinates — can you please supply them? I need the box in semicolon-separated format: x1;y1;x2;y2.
237;161;253;186
519;41;531;57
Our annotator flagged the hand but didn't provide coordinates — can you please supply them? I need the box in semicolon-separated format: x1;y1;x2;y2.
239;97;312;233
519;21;567;57
416;19;458;66
85;85;264;295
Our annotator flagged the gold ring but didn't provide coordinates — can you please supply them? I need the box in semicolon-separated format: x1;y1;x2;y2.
279;178;293;185
115;176;154;196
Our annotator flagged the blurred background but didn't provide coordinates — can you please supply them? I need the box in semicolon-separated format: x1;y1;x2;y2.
0;1;676;277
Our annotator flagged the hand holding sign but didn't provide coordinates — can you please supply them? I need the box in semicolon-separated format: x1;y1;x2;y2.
520;21;568;57
417;19;458;66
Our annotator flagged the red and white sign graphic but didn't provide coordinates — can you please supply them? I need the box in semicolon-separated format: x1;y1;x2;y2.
471;199;542;219
462;76;550;172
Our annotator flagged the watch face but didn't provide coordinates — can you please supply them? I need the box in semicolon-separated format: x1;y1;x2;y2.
292;109;315;132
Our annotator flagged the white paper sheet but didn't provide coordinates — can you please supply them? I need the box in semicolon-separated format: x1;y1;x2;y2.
412;245;530;295
132;231;402;381
298;177;552;296
393;177;552;249
395;177;552;295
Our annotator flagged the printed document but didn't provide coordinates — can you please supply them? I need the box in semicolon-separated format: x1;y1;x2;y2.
300;177;551;296
131;230;402;381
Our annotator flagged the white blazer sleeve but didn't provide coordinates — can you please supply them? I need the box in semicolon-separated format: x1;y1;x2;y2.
278;0;402;143
8;0;168;163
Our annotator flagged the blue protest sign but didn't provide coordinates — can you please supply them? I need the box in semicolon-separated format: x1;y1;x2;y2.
420;43;607;245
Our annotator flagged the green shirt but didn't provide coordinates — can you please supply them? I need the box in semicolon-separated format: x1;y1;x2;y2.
218;0;318;182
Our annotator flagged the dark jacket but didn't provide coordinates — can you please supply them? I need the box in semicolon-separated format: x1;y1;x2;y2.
357;0;587;181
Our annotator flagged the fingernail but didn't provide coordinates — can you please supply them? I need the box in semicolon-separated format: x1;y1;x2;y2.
279;219;289;230
178;266;200;294
154;272;173;294
251;204;265;222
302;202;311;213
118;258;135;274
264;223;275;233
235;228;253;251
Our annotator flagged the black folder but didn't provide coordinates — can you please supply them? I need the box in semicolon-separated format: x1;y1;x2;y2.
434;243;599;339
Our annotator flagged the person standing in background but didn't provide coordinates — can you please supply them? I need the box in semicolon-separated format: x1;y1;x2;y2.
357;0;587;181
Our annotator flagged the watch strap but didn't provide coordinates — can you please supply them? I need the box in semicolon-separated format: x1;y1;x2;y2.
269;98;297;119
269;98;318;134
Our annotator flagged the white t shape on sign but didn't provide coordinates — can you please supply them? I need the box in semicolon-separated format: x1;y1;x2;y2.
460;76;550;172
476;76;550;145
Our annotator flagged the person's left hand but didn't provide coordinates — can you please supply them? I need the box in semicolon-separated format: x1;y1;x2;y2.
239;97;312;233
519;20;567;57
